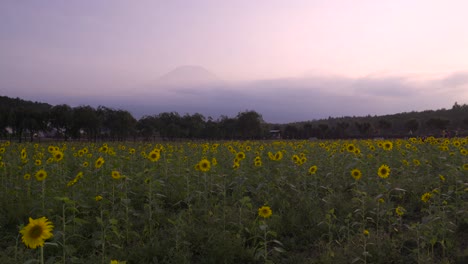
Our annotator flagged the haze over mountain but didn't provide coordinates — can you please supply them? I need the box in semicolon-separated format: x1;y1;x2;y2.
2;64;468;124
154;65;221;87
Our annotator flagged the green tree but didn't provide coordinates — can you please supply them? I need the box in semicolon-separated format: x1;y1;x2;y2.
237;110;263;139
49;104;73;140
405;119;419;134
72;106;101;141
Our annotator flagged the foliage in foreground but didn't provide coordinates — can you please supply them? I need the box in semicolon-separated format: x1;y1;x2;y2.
0;137;467;263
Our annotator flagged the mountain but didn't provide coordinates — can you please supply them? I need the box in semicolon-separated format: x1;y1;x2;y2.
155;65;221;87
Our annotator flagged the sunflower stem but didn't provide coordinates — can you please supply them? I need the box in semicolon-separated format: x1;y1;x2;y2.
264;224;268;263
42;180;45;215
40;246;44;264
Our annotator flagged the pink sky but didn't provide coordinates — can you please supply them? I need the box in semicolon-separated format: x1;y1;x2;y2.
1;0;468;122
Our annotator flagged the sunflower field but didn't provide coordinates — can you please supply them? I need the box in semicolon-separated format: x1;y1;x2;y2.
0;137;467;263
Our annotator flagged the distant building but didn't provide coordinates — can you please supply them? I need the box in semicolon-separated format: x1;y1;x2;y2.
269;129;281;139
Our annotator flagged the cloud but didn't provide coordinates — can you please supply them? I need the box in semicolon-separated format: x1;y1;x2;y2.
439;71;468;87
351;76;419;97
2;71;466;124
120;71;463;123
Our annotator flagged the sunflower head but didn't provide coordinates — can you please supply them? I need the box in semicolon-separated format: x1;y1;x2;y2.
20;217;54;249
258;206;272;219
395;206;405;217
463;163;468;171
421;192;432;203
21;148;27;159
53;151;64;162
111;171;121;180
198;159;211;172
147;150;161;162
254;160;262;167
35;169;47;181
274;151;283;161
377;164;390;179
382;141;393;151
351;169;362;180
292;155;300;163
308;165;318;175
95;157;105;169
236;152;246;160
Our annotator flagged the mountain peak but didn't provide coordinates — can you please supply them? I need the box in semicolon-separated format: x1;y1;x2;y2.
156;65;220;86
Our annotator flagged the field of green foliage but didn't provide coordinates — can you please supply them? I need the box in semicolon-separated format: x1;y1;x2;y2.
0;138;467;263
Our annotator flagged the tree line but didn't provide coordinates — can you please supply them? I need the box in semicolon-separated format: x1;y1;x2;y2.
277;102;468;139
0;96;265;142
1;95;467;142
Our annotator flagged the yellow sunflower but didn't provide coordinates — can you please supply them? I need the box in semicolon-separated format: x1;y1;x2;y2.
308;165;318;174
110;260;125;264
35;169;47;181
147;150;161;162
258;206;272;219
274;151;283;161
439;174;446;182
198;159;211;172
350;169;362;180
292;155;300;163
363;229;370;236
377;164;390;179
395;206;405;217
346;144;356;153
236;151;246;160
421;192;432;203
34;159;41;166
463;163;468;171
20;217;54;249
99;145;109;153
53;151;64;162
382;141;393;151
254;160;262;167
95;157;105;169
111;171;121;180
268;152;275;160
21;148;27;159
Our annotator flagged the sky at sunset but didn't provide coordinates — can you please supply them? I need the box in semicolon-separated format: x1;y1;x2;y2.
1;0;468;123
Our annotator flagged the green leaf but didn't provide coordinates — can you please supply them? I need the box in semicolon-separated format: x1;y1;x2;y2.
273;246;286;253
